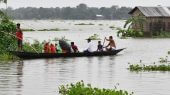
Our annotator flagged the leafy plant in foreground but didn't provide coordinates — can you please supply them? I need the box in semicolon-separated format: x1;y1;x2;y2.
59;81;133;95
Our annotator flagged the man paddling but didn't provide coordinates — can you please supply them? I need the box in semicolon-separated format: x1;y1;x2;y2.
104;36;116;51
16;23;23;51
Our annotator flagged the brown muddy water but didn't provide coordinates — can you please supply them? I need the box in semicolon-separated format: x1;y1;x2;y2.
0;20;170;95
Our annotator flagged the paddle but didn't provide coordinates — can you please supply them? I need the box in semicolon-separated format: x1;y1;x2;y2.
102;37;106;48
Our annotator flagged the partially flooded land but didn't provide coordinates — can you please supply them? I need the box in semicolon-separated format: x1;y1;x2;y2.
1;20;170;95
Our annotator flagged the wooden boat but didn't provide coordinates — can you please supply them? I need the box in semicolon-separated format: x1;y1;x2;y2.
11;48;125;59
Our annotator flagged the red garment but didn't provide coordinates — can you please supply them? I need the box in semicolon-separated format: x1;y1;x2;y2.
50;44;56;53
71;45;78;53
44;43;50;53
16;28;23;40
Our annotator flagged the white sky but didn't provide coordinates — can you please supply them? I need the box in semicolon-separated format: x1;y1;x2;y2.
0;0;169;9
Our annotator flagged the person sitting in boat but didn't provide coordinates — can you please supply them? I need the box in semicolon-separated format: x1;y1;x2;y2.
44;42;50;53
84;38;93;53
71;42;79;53
59;40;71;53
104;36;116;51
97;41;103;52
50;43;56;53
55;43;62;53
16;23;23;51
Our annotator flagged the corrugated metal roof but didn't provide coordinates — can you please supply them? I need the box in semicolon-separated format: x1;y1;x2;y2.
129;6;170;17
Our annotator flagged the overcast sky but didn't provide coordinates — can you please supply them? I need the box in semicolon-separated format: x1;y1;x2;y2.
0;0;169;9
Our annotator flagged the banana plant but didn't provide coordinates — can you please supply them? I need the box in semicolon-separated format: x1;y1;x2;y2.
124;16;146;31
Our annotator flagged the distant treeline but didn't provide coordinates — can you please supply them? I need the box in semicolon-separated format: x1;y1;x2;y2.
3;4;132;20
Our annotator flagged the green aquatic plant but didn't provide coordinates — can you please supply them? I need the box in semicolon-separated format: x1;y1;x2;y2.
38;28;60;31
75;23;94;25
59;81;133;95
53;36;70;41
159;56;169;63
109;26;115;29
0;52;19;61
129;64;170;71
22;29;35;31
87;34;101;40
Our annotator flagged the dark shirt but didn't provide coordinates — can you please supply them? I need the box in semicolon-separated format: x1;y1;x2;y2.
97;44;103;51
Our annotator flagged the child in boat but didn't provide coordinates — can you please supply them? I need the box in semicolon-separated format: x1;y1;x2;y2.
105;36;116;51
71;42;79;53
44;42;50;53
97;41;103;52
50;43;56;53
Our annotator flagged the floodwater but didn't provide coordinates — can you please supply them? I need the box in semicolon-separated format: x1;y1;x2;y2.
1;20;170;95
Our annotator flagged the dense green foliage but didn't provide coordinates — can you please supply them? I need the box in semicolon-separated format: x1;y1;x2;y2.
0;11;17;53
2;4;132;20
59;81;133;95
129;64;170;71
23;40;43;53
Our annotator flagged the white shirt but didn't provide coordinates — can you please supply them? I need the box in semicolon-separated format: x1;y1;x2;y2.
86;42;93;52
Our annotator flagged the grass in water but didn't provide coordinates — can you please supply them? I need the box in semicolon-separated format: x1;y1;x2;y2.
0;53;19;61
129;64;170;71
59;81;133;95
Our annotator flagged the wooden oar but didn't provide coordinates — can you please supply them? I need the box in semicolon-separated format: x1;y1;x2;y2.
102;37;106;48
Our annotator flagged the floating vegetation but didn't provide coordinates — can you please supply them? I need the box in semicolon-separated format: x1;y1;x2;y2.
159;56;169;63
38;28;60;31
59;81;133;95
75;23;94;25
22;29;35;31
109;26;115;29
98;24;103;26
129;64;170;71
87;34;101;40
53;36;70;41
23;28;69;32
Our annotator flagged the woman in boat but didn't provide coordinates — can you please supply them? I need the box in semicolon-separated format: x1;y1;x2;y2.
50;43;56;53
44;42;50;53
104;36;116;51
71;42;79;53
97;41;103;52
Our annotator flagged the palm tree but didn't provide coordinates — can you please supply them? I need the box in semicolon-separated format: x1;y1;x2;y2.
124;16;146;31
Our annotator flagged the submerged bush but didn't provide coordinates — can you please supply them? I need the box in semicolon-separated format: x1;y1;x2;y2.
59;81;133;95
117;28;143;38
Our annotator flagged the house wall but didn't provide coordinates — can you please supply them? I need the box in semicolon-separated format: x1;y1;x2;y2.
131;9;170;37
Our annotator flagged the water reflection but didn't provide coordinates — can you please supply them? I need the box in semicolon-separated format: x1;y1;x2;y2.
0;61;23;95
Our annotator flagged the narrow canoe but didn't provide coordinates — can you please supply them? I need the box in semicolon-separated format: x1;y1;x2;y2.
11;48;125;59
